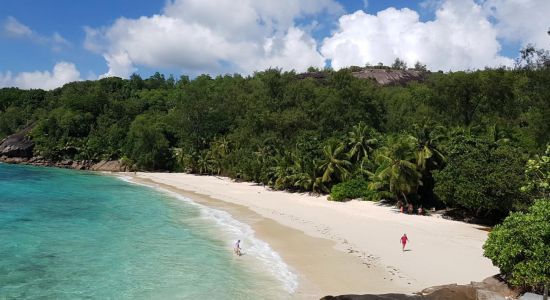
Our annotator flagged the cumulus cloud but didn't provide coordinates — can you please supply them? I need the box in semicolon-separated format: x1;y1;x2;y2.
0;62;81;90
2;16;70;51
100;51;137;79
83;0;548;75
321;0;514;71
85;0;342;77
482;0;550;49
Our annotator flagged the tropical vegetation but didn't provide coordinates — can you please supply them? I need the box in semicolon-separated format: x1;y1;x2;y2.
0;46;549;223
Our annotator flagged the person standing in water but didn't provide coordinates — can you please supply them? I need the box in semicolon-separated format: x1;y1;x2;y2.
234;240;242;256
400;234;409;251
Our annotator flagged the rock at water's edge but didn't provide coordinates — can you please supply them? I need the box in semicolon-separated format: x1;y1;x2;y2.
0;129;34;158
90;160;129;172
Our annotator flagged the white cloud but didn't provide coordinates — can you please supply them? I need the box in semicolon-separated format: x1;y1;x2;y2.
3;16;32;38
0;62;81;90
250;27;325;72
2;16;70;51
85;0;342;77
482;0;550;49
100;51;136;79
82;0;549;75
321;0;514;71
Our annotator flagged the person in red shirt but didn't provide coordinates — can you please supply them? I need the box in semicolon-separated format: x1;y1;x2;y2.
400;234;409;251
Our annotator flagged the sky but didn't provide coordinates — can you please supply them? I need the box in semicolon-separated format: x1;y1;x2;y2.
1;0;549;90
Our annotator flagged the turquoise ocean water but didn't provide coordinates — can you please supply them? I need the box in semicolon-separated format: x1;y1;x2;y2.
0;164;295;299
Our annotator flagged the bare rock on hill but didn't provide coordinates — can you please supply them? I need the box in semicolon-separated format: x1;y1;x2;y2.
351;69;425;85
296;68;426;85
0;128;34;158
90;160;129;172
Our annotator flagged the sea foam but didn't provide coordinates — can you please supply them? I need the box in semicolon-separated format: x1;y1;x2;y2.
118;176;299;294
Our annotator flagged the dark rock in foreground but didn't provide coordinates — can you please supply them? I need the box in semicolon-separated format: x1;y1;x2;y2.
321;276;518;300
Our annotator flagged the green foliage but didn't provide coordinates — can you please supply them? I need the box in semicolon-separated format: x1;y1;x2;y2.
483;199;550;291
391;58;407;70
1;60;549;220
413;61;427;72
329;178;372;201
434;137;529;216
318;141;352;184
124;114;171;170
521;145;550;198
370;135;422;203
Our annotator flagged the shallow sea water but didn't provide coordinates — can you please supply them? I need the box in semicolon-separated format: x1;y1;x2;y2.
0;164;293;299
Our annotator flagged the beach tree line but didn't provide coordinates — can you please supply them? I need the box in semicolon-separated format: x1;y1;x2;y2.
0;50;549;220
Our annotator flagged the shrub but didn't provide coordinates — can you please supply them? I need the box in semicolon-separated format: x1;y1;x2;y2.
433;139;528;217
329;178;371;201
483;199;550;292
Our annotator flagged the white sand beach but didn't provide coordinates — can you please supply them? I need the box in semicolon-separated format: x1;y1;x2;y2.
129;172;499;298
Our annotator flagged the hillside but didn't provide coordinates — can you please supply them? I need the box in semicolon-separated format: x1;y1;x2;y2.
0;66;549;223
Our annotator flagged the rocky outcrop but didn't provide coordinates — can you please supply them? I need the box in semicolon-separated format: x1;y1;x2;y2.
89;160;130;172
351;69;425;85
0;128;130;172
321;276;518;300
296;68;426;86
0;156;94;170
0;156;129;172
0;129;34;158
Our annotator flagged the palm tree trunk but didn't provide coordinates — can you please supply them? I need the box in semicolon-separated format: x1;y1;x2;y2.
402;192;409;205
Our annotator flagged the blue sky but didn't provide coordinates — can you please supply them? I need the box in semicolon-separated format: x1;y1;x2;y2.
1;0;548;89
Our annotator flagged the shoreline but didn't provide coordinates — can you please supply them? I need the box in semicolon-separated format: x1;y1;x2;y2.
127;172;499;297
124;175;402;299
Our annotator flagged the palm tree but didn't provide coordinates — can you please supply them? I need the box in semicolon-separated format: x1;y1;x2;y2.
210;137;230;174
346;122;378;163
211;137;230;158
173;147;194;172
371;135;422;203
196;150;215;174
290;156;329;194
318;141;352;184
411;121;446;171
267;151;294;190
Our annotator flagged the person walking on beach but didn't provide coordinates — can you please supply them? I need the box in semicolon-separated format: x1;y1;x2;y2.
234;240;242;256
400;234;409;251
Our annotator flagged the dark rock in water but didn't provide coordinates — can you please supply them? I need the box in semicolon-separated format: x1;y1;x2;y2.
16;218;33;222
0;128;34;158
